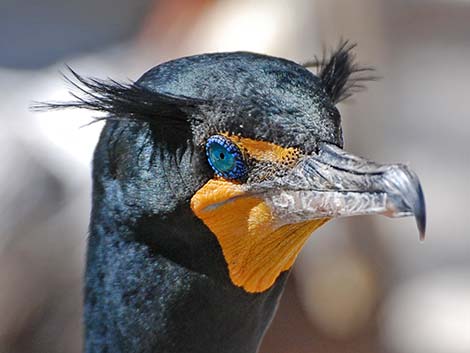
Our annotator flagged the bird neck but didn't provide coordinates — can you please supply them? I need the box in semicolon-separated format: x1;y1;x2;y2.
84;122;288;353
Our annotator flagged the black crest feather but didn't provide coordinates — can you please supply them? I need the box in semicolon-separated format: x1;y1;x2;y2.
33;67;205;128
303;40;376;103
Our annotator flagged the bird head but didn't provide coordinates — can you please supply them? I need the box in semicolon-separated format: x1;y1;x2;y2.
52;43;425;295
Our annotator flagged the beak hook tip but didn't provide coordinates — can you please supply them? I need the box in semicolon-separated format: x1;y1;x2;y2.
415;183;426;241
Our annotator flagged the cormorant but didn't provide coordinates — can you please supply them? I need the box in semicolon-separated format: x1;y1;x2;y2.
48;42;426;353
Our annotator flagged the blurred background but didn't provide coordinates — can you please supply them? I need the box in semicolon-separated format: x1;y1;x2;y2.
1;0;469;352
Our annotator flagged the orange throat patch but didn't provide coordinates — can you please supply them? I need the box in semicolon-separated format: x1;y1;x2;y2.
190;179;328;293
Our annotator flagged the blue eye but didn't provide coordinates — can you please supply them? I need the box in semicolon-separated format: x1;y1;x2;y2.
206;135;247;180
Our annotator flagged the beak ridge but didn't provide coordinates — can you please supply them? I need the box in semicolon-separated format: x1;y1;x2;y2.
255;143;426;240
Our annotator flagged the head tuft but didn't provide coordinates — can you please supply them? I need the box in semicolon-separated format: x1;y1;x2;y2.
303;40;376;103
32;66;205;129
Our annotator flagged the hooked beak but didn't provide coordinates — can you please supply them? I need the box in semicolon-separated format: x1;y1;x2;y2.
255;143;426;240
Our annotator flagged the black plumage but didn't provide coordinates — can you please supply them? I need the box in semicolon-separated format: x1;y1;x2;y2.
38;43;425;353
83;52;336;353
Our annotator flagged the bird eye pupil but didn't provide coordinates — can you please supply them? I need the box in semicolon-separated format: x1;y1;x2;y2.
206;135;247;180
